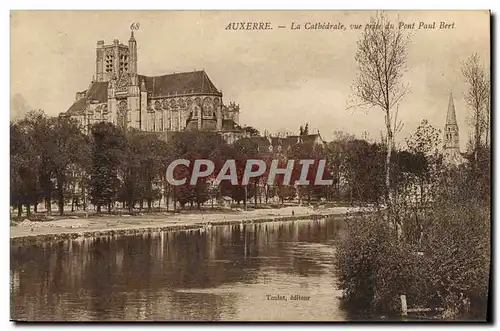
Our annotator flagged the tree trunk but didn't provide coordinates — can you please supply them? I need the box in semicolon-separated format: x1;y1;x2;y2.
58;197;64;216
254;182;258;206
265;184;268;204
17;203;22;217
166;187;170;211
147;199;152;212
128;198;134;213
173;190;177;212
244;186;247;210
96;204;101;213
58;189;64;216
474;107;481;170
34;203;38;213
46;197;52;216
26;204;31;217
384;110;394;215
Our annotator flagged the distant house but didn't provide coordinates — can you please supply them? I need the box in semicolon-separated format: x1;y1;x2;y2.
239;132;326;155
248;136;273;154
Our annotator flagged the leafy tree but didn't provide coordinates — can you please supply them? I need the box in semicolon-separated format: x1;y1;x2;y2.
233;138;259;208
169;131;226;209
10;122;40;216
242;125;260;137
89;122;125;213
341;140;385;205
51;116;89;215
17;111;56;215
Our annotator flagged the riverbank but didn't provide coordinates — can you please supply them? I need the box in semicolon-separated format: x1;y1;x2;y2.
10;206;365;246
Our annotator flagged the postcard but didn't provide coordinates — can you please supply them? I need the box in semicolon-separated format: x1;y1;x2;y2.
10;10;491;322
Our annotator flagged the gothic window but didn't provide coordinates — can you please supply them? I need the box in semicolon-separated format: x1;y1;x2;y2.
117;100;128;129
105;52;114;73
194;97;201;107
186;98;193;108
214;98;220;112
116;74;131;92
173;115;179;131
162;99;169;110
178;98;186;109
170;99;177;110
202;97;213;117
119;54;129;74
149;112;155;131
158;113;164;132
154;101;161;111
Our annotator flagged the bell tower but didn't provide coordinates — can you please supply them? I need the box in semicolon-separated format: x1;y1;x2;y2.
443;93;462;164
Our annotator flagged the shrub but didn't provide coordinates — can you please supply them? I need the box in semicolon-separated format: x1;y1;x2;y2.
334;213;415;317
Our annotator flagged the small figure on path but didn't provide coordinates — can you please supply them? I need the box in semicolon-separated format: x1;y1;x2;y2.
292;210;295;216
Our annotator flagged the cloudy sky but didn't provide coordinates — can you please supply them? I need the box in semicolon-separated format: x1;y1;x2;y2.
11;11;490;149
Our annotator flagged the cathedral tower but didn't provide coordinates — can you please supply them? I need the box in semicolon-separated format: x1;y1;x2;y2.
94;35;137;82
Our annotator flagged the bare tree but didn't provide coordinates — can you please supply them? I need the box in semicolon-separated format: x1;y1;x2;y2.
484;79;491;147
351;12;411;215
461;53;489;163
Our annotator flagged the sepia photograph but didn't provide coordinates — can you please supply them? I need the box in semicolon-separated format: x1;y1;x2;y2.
9;10;491;322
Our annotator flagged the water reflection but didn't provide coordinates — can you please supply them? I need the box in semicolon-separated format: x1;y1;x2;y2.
11;217;346;321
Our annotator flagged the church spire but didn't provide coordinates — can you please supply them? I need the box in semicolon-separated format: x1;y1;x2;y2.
443;92;463;165
446;93;458;126
128;30;137;75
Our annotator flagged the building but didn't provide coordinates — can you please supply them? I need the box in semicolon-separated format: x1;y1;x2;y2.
443;93;465;165
61;31;244;143
246;132;325;155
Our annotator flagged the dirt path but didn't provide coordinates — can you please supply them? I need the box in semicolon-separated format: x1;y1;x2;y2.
10;206;364;246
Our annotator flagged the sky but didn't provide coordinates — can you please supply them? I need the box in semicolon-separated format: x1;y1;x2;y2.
10;10;490;149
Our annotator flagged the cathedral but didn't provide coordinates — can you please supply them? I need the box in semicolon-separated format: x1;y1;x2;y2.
61;31;245;143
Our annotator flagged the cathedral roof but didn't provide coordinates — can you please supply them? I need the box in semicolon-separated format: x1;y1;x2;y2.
66;97;87;115
222;119;242;131
139;70;221;97
65;71;221;115
87;82;109;103
446;93;458;126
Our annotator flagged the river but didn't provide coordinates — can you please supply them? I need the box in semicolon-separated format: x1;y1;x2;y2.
11;216;348;321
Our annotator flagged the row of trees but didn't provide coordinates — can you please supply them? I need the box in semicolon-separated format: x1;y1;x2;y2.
11;112;342;217
11;106;450;218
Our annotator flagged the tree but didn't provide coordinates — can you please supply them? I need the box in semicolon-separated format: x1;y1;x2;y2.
118;130;148;212
242;125;260;137
10;122;40;217
342;140;385;206
17;111;56;215
169;131;227;209
89;122;125;213
233;138;259;209
299;123;309;135
461;53;490;166
51;116;89;215
351;12;411;219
